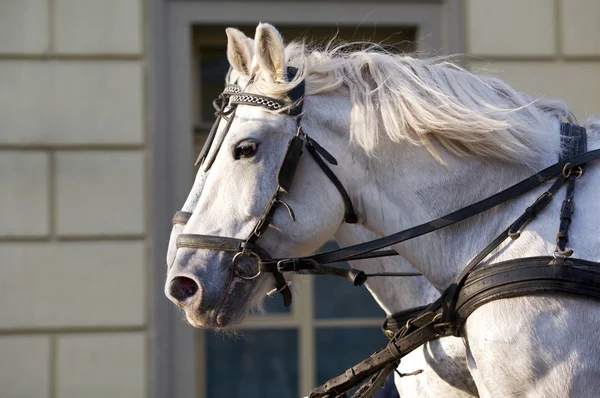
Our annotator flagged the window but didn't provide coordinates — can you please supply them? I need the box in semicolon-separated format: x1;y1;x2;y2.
192;24;416;397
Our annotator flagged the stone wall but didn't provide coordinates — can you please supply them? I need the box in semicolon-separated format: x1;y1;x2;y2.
0;1;148;397
465;0;600;121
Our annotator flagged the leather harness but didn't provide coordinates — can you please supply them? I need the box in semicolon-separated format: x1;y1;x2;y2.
173;70;600;397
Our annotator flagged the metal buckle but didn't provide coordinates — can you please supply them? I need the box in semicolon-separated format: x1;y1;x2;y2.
553;248;573;259
277;258;296;272
535;190;552;202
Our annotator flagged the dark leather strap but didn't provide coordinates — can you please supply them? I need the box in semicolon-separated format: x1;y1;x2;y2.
554;122;587;256
172;211;192;225
286;66;305;117
507;176;565;239
176;234;270;259
344;249;399;261
309;312;443;397
277;136;305;193
263;147;600;271
454;256;600;328
441;123;589;332
560;122;587;160
195;82;241;168
202;108;237;171
556;175;577;256
305;136;358;223
176;233;293;306
195;113;222;167
272;271;293;307
352;363;398;398
382;305;431;338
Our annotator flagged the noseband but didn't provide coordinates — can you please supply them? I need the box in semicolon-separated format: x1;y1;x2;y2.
174;67;360;307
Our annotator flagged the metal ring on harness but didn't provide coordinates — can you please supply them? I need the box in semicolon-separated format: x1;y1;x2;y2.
231;251;262;280
562;163;584;178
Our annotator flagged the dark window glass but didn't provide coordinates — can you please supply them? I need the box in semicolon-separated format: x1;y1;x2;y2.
314;241;386;319
206;329;298;398
315;327;389;386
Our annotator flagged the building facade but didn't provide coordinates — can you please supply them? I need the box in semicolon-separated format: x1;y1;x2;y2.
0;0;598;397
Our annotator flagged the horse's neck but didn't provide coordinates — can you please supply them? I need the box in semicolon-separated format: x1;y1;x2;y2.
334;225;440;315
347;121;600;289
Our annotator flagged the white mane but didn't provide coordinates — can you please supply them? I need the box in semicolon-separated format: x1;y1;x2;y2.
251;41;576;165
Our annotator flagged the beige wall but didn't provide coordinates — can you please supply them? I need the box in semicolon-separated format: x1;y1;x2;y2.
465;0;600;122
0;1;148;397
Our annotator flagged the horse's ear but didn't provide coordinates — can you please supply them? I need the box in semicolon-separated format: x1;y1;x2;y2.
253;23;286;82
226;28;253;75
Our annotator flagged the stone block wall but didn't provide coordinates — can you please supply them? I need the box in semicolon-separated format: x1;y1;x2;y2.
465;0;600;122
0;1;148;397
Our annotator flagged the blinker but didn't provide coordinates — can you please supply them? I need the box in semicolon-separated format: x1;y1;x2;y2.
277;136;304;193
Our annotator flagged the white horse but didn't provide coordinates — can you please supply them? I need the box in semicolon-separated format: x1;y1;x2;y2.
166;28;477;397
167;23;600;397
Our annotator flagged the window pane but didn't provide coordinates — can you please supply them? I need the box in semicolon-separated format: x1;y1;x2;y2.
314;241;386;319
316;327;389;386
206;329;298;398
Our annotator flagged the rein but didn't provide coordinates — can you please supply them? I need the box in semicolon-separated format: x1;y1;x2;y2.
260;146;600;273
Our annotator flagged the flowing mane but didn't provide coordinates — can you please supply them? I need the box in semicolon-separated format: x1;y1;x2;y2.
251;41;575;165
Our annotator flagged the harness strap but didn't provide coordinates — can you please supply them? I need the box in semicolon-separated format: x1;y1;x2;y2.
305;136;358;223
441;122;589;333
555;122;587;256
382;305;430;338
560;122;588;160
454;256;600;328
202;107;237;172
195;83;241;167
285;66;305;117
293;262;421;287
272;271;293;307
556;174;578;256
263;147;600;272
507;176;565;239
309;312;444;397
176;234;271;259
351;363;399;398
172;210;193;225
442;175;568;333
194;102;225;167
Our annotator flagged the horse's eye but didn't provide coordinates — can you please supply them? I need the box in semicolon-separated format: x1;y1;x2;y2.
234;142;258;159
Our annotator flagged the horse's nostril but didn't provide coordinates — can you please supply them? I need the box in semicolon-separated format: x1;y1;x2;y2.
169;276;199;302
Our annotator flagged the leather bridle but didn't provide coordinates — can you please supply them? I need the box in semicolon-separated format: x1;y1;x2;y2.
175;67;365;307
